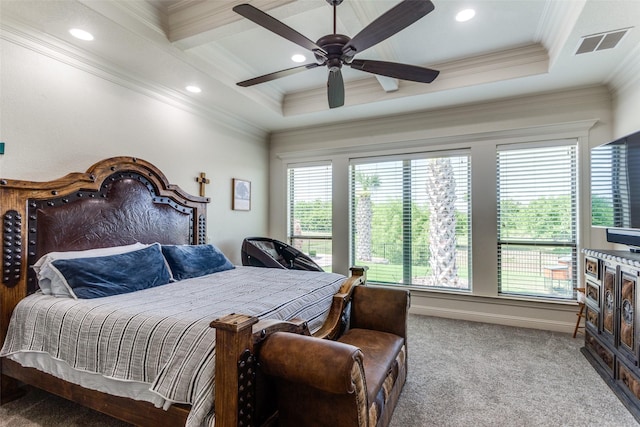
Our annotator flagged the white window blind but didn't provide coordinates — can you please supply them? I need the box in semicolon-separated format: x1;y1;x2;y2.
497;143;577;298
350;152;471;289
287;163;332;271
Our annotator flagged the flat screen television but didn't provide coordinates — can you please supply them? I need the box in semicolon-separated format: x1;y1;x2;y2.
591;129;640;249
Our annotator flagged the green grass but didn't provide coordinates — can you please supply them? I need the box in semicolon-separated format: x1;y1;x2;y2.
359;260;470;287
294;238;574;298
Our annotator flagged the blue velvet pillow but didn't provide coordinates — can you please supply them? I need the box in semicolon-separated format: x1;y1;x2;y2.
50;243;172;299
34;242;149;297
161;244;235;280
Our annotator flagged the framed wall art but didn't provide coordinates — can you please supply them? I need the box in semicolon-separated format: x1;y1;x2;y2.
232;178;251;211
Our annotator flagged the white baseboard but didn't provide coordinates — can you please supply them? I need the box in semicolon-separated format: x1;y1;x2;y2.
409;304;577;334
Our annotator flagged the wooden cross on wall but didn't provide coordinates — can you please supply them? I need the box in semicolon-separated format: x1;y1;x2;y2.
196;172;210;197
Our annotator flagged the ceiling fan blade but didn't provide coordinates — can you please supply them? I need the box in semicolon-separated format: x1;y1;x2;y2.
349;59;439;83
342;0;435;59
237;63;320;87
233;4;326;56
327;68;345;109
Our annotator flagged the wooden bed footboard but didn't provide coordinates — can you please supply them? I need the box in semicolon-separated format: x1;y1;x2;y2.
1;357;192;424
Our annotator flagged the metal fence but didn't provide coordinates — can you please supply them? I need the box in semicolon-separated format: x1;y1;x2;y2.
291;238;575;298
499;245;576;298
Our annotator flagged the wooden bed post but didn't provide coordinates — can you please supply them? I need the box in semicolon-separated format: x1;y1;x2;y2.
349;265;368;278
211;313;259;427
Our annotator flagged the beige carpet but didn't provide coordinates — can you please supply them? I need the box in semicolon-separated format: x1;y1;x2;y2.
390;315;638;427
1;315;638;426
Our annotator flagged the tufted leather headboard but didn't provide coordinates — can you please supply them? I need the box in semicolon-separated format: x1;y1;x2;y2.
0;156;209;295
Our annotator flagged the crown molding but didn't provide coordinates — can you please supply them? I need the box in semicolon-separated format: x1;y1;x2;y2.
79;0;168;44
283;43;549;116
77;0;282;127
166;0;311;47
186;43;285;114
274;117;599;161
167;0;257;44
535;0;586;68
272;85;609;157
607;40;640;95
165;0;201;15
0;18;267;141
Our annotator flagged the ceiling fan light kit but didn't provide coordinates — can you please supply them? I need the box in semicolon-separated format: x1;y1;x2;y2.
233;0;440;109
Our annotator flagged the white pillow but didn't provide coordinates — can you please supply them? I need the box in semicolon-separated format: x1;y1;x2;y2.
34;243;148;296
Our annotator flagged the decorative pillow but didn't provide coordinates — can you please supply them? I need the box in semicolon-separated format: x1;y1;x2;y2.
49;243;172;299
161;244;235;280
34;242;148;295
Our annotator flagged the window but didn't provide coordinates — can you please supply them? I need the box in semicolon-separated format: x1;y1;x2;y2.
287;163;332;271
591;141;630;228
350;152;471;289
497;142;577;299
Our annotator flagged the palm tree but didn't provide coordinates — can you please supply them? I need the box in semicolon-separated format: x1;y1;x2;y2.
355;172;380;262
426;158;460;287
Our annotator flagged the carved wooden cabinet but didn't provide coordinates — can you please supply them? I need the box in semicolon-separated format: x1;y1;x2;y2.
582;249;640;421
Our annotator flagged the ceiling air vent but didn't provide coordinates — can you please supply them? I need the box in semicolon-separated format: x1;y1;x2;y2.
576;28;631;54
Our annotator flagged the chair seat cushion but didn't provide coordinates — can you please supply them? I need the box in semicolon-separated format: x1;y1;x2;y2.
338;328;404;403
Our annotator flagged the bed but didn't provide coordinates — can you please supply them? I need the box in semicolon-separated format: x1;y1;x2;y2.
0;156;366;427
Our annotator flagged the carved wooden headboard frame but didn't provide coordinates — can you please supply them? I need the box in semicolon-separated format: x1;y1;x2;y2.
0;156;209;345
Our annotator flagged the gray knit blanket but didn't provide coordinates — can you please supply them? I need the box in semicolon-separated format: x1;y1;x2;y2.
1;266;346;426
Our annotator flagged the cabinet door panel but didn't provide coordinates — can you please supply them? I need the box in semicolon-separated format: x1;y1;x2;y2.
618;268;638;362
603;263;616;341
620;270;636;353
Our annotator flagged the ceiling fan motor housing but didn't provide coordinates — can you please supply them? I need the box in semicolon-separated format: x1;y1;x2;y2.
315;34;351;70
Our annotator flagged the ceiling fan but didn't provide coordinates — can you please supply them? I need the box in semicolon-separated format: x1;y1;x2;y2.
233;0;440;109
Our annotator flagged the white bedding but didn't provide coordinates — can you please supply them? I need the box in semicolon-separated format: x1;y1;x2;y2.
1;266;346;427
5;351;167;406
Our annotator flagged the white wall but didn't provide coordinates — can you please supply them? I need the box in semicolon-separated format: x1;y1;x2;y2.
0;37;269;264
269;85;615;333
612;61;640;138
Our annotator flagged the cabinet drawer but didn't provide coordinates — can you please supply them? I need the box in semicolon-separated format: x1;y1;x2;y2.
585;330;614;373
585;280;600;309
585;256;600;281
585;304;599;331
618;361;640;402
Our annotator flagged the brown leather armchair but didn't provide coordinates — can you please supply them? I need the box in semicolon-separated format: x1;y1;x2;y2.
259;285;410;427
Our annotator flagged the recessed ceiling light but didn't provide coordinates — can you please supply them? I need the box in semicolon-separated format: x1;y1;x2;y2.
69;28;94;41
291;54;306;63
455;9;476;22
186;85;202;93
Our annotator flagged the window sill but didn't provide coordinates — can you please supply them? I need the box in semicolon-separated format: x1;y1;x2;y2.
368;282;578;309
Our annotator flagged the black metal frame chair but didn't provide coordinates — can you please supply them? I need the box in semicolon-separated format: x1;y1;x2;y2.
241;237;323;272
